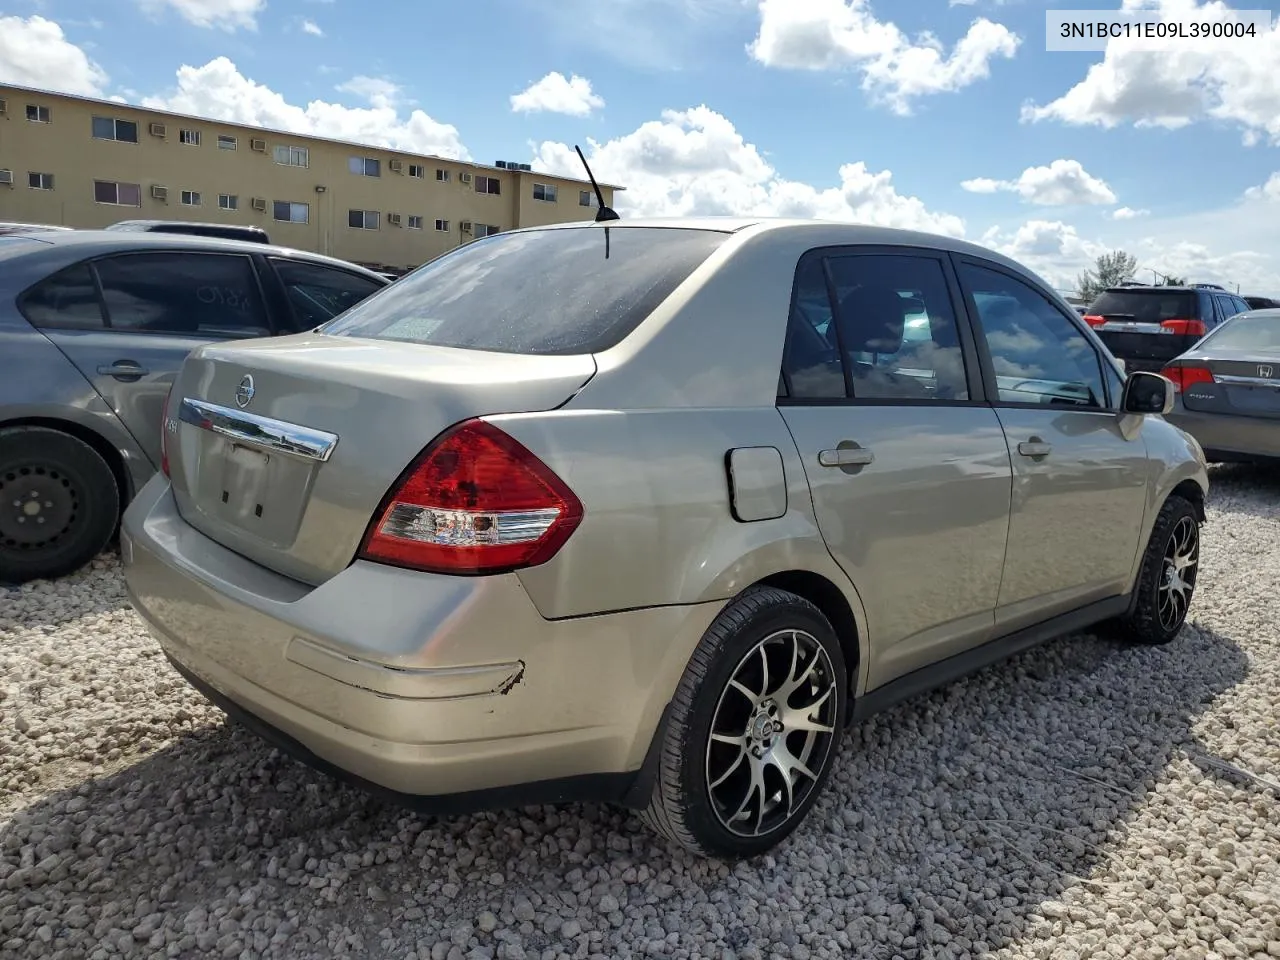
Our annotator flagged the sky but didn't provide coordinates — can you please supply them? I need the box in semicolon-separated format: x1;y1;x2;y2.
1;0;1279;295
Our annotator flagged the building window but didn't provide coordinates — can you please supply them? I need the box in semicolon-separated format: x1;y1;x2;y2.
475;176;501;196
474;223;500;238
91;116;139;143
408;215;424;229
94;180;142;206
435;219;450;232
179;129;201;146
28;172;53;190
349;157;380;177
408;164;425;179
436;168;450;183
25;105;50;123
181;190;201;206
533;183;558;203
273;201;309;223
218;135;237;150
348;209;380;230
218;194;238;210
273;145;309;167
579;190;597;207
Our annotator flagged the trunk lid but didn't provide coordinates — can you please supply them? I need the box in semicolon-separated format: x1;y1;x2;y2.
1095;326;1199;371
166;333;596;585
1179;349;1280;420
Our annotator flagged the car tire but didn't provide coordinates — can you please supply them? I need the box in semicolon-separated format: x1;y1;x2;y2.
640;586;848;859
0;426;120;584
1121;494;1200;646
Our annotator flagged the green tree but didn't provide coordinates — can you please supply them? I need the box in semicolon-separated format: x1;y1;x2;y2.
1076;250;1138;302
1160;273;1188;286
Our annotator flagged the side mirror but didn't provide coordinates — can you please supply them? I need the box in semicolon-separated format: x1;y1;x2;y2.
1122;370;1174;415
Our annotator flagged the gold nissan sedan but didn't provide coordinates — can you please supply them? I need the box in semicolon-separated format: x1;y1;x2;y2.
121;218;1208;860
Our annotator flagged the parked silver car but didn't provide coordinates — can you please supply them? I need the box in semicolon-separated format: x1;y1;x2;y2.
0;230;388;583
121;218;1208;859
1163;308;1280;462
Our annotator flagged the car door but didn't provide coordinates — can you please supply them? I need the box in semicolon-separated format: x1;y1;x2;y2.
264;257;387;332
23;250;274;468
953;257;1149;632
777;247;1014;690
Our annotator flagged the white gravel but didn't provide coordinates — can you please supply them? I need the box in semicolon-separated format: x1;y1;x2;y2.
3;465;1280;960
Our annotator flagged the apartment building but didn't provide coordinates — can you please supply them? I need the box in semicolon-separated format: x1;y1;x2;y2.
0;84;623;272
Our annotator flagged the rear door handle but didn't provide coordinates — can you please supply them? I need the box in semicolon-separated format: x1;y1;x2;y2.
97;361;150;380
818;447;875;467
1017;438;1053;459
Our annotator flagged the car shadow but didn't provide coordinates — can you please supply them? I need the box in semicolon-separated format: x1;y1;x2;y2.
0;620;1247;958
1204;463;1280;520
0;551;132;618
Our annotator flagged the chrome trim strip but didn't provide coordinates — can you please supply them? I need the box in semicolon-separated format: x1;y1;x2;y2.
1214;374;1280;389
178;397;339;462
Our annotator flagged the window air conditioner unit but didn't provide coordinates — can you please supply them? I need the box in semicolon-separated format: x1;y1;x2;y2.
0;170;12;185
250;138;267;152
149;122;167;138
0;100;8;116
389;160;403;173
387;213;402;226
460;220;473;232
251;197;267;211
459;172;472;184
150;185;168;201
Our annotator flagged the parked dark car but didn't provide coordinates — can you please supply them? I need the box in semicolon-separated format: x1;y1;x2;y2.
1243;295;1280;310
1084;284;1252;373
0;230;389;583
1163;308;1280;463
105;219;271;244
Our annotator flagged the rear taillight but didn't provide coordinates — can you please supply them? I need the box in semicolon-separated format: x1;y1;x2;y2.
1159;318;1207;337
357;419;584;575
1083;314;1106;327
1161;364;1214;392
160;385;174;477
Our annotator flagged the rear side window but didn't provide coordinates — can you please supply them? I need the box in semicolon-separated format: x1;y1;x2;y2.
1088;289;1198;323
1203;314;1280;350
321;226;728;355
20;263;105;330
94;252;271;337
270;258;386;330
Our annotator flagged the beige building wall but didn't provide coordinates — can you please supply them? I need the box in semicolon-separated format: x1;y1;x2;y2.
0;85;622;271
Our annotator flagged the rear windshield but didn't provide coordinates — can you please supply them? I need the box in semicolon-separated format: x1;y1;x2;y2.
1202;313;1280;350
1088;289;1197;323
321;226;729;355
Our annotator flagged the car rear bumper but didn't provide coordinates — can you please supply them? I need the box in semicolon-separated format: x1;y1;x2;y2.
1166;405;1280;462
120;475;719;808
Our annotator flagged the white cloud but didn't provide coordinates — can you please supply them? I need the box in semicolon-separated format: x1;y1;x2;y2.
1023;0;1280;144
1111;206;1150;219
980;220;1108;290
960;159;1117;205
1243;172;1280;202
532;105;966;235
137;0;265;31
510;72;605;117
0;15;108;96
748;0;1020;114
301;19;323;36
142;58;469;158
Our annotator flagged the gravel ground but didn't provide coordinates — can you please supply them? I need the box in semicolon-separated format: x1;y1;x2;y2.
2;465;1279;960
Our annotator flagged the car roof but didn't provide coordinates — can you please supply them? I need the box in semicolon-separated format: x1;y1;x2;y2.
0;228;386;279
107;219;270;233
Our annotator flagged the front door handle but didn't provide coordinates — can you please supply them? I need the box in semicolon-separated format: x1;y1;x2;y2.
97;360;150;380
1017;438;1053;459
818;446;875;467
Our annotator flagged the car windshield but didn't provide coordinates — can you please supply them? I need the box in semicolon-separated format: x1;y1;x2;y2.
1089;289;1197;322
1202;314;1280;350
320;226;729;355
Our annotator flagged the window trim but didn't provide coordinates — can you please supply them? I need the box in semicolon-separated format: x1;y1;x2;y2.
533;182;558;203
91;115;138;144
28;172;53;190
348;209;379;230
93;179;142;207
179;129;202;146
218;193;238;211
951;252;1121;412
272;200;310;224
26;104;51;123
776;244;990;409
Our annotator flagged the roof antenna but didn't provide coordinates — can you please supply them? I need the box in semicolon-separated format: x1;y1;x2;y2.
574;145;620;223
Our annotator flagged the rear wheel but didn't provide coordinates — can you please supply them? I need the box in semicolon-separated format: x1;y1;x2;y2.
640;586;848;859
0;427;119;584
1121;494;1200;645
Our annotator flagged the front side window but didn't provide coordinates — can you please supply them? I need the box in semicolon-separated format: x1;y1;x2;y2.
270;258;386;331
322;226;728;355
781;253;971;402
959;262;1106;408
94;253;271;337
19;264;105;330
